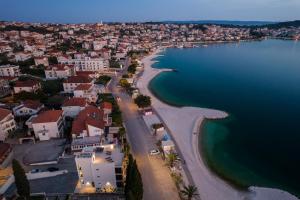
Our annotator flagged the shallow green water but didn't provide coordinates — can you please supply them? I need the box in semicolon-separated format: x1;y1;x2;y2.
149;40;300;196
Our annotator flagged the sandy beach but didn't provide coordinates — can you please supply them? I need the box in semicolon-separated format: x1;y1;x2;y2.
136;48;299;200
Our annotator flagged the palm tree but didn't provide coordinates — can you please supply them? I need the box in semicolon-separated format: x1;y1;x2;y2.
166;153;177;168
180;185;199;200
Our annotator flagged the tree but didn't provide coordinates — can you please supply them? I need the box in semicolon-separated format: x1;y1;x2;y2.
12;159;30;199
42;79;63;95
166;153;178;168
119;78;131;89
125;154;143;200
152;123;163;135
180;185;199;200
134;95;151;108
95;75;111;86
48;56;58;65
127;64;137;74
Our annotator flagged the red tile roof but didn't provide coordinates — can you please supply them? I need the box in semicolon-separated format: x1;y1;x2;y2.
0;143;11;160
32;110;63;124
22;100;43;110
14;80;39;87
64;76;91;84
72;106;105;136
46;64;74;71
101;102;112;110
0;108;11;121
63;98;87;107
74;84;92;91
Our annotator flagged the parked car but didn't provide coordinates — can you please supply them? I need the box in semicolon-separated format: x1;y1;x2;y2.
30;169;41;173
47;167;59;172
149;149;160;155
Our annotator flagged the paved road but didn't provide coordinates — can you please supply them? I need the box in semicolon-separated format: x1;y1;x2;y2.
109;62;179;200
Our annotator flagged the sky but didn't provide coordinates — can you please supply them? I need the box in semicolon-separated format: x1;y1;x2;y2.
0;0;300;23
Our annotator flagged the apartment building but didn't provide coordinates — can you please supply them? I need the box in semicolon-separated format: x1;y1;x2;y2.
58;56;108;72
71;106;108;138
31;110;64;141
62;97;87;118
73;84;99;103
0;108;16;141
0;79;11;97
63;76;93;93
75;145;124;192
0;65;20;77
45;64;75;80
13;80;41;93
13;100;44;117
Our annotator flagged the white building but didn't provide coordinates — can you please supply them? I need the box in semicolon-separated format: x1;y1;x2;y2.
63;76;93;93
34;56;49;66
14;52;31;62
73;84;100;103
71;106;109;138
62;97;87;118
0;65;20;77
75;145;124;192
13;80;41;94
31;110;64;141
58;57;108;72
0;108;16;141
13;100;44;117
45;64;75;80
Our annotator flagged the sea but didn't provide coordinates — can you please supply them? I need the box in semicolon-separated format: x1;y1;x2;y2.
149;39;300;196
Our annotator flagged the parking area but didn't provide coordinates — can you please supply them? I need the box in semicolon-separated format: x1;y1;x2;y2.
12;139;66;166
5;157;78;196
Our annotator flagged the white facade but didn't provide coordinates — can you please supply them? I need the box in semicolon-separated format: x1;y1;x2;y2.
15;53;31;62
32;113;64;141
0;112;16;141
0;65;20;77
59;57;108;72
75;145;124;192
45;65;75;80
73;85;99;103
62;105;85;118
13;83;41;94
34;57;49;66
13;104;43;117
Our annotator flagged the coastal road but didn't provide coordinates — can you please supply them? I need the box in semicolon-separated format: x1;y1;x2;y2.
108;61;179;200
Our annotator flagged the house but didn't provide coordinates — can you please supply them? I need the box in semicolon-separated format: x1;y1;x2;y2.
0;79;11;98
45;64;75;80
13;80;41;93
34;56;49;66
0;108;16;141
63;76;93;93
0;65;20;77
71;106;110;138
0;143;13;169
161;140;175;155
14;52;31;62
73;84;99;103
59;56;108;72
100;102;112;115
31;110;64;141
62;97;87;118
75;145;124;192
143;108;153;116
13;100;44;117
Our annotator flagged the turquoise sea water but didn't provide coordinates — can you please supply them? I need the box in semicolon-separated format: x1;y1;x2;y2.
149;40;300;196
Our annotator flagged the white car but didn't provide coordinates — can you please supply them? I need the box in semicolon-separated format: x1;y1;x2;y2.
149;149;160;155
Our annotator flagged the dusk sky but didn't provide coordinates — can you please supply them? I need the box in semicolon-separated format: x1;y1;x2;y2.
1;0;300;23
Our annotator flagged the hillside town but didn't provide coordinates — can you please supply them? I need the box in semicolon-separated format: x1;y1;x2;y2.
0;20;300;200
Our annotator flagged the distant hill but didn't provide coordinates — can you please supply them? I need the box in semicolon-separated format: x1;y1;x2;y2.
262;20;300;29
158;20;276;26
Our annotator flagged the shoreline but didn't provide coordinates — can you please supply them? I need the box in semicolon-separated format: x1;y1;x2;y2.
136;47;299;200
